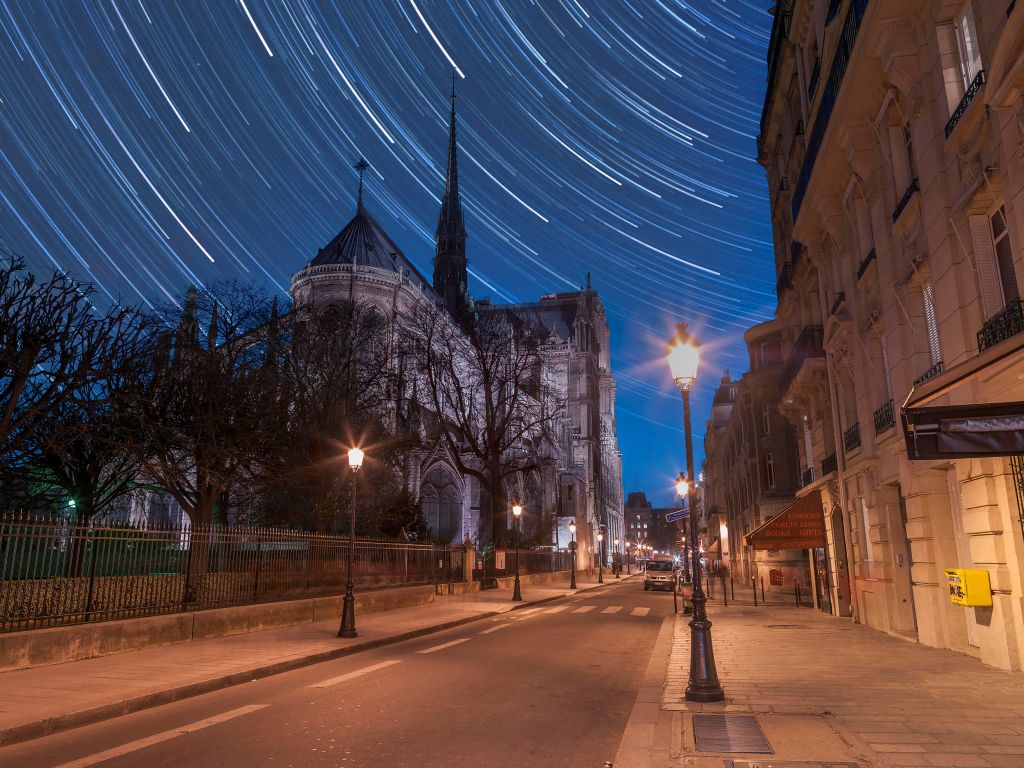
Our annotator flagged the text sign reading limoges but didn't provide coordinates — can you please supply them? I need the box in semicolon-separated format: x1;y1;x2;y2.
744;490;827;551
665;509;688;522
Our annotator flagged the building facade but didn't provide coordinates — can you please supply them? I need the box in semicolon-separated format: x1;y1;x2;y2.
756;0;1024;668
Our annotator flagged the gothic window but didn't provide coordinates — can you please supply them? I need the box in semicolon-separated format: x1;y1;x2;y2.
421;467;461;543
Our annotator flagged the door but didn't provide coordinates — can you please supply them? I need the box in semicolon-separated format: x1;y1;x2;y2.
830;506;852;617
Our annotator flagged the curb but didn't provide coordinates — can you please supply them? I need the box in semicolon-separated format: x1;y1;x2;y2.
0;576;633;747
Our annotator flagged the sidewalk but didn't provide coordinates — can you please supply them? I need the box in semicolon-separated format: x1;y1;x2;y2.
0;574;627;746
619;600;1024;767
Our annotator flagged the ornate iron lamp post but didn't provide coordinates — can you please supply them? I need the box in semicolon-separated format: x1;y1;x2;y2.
614;538;621;578
569;521;578;589
338;446;364;638
667;323;724;702
512;504;523;601
625;541;631;575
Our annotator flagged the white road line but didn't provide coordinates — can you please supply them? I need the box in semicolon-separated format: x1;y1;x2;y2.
512;607;545;617
55;705;268;768
543;606;569;614
631;607;650;617
478;624;511;635
308;660;402;688
417;638;469;654
573;605;596;614
601;606;622;614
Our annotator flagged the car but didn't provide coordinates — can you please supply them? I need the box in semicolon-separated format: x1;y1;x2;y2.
643;559;677;591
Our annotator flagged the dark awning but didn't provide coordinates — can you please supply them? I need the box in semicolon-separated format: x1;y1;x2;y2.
743;490;826;550
901;400;1024;460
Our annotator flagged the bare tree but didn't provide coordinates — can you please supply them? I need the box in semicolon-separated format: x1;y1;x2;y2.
410;303;565;548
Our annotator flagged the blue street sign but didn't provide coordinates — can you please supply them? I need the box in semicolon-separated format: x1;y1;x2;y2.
665;509;688;522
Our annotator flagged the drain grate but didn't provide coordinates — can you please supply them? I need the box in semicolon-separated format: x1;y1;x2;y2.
694;714;772;754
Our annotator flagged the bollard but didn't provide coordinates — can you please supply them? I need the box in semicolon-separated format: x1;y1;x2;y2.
794;579;799;607
752;575;758;607
761;577;765;605
722;574;728;607
730;575;735;601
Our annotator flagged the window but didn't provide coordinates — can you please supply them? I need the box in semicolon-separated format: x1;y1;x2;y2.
766;453;776;489
762;405;772;435
954;5;982;90
888;122;915;193
938;5;983;112
970;206;1020;319
991;207;1020;305
922;281;942;366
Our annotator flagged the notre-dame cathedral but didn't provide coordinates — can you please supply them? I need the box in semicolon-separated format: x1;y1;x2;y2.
289;85;623;563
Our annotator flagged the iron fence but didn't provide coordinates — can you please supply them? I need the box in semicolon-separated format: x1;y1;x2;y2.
471;549;572;581
0;513;466;633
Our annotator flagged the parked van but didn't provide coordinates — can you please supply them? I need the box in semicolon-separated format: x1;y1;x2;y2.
643;559;677;591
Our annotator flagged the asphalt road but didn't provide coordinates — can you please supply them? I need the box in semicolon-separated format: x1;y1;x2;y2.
0;578;674;768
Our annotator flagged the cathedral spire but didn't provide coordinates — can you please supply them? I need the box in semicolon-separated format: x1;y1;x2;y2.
354;157;369;212
433;72;468;317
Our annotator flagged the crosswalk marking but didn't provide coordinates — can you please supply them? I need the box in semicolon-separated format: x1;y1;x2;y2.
478;624;511;635
55;705;268;768
543;606;569;614
418;638;469;654
309;660;401;688
601;606;622;614
573;605;596;614
631;607;650;617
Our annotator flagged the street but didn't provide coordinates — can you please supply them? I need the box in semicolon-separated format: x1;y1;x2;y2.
0;579;668;768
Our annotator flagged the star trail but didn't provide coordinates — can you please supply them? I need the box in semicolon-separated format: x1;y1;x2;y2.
0;0;774;505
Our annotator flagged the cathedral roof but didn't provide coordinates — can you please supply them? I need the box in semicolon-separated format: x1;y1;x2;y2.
309;205;436;296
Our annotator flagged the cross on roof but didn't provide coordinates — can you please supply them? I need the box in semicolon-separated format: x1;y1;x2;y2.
354;158;369;209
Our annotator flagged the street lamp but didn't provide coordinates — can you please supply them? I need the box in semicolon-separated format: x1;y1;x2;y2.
512;504;523;601
667;323;724;702
568;521;578;590
625;541;631;575
338;446;364;638
597;530;604;584
614;538;620;579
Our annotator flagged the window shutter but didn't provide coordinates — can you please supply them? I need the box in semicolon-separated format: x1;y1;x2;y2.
968;214;1004;320
888;126;910;192
880;334;893;401
922;281;942;365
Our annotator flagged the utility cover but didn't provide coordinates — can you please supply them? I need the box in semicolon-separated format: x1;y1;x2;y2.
694;714;772;754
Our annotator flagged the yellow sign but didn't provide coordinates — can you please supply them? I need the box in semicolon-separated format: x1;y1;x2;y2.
945;568;992;607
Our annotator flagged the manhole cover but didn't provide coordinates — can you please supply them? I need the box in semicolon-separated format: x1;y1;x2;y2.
694;714;772;754
766;624;807;629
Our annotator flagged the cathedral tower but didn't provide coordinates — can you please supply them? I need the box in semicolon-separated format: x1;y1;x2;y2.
432;77;468;317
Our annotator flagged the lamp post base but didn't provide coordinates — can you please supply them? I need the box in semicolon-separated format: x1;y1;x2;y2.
569;570;577;589
684;615;724;702
512;575;522;601
337;586;357;638
598;567;604;584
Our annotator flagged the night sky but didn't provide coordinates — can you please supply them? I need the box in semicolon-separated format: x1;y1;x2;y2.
0;1;775;507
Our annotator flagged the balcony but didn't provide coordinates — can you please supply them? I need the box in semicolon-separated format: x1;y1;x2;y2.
856;248;876;281
843;422;861;452
830;292;846;316
945;70;986;139
821;453;837;476
791;241;806;266
892;179;919;223
792;0;869;220
826;0;842;24
807;59;821;102
873;400;895;435
779;325;825;396
913;361;944;386
802;467;815;487
977;298;1024;352
776;262;794;302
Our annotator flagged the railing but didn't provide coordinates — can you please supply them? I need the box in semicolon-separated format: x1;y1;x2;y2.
844;422;862;452
808;59;821;102
826;0;843;24
758;0;794;154
856;248;876;280
978;298;1024;352
776;262;794;302
793;0;869;219
831;292;846;316
802;467;815;487
791;241;806;266
945;70;986;139
821;453;838;476
892;179;919;222
913;361;944;386
779;325;825;396
873;399;895;435
0;515;469;633
474;550;572;581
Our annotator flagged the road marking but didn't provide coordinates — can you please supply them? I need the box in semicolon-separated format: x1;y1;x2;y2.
478;624;511;635
573;605;596;614
512;607;545;618
543;606;568;614
631;607;650;617
601;606;622;614
54;705;268;768
417;638;469;654
308;660;402;688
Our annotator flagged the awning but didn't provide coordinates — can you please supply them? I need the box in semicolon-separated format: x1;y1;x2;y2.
703;539;721;559
901;330;1024;460
901;400;1024;459
743;490;826;550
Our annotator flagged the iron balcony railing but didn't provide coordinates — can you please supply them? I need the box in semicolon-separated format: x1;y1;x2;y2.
873;399;895;435
807;58;821;102
913;361;944;386
856;248;877;280
779;325;825;396
793;0;869;219
892;179;919;223
945;70;986;138
977;298;1024;352
776;261;794;302
826;0;843;24
844;422;862;452
0;515;471;633
802;467;815;487
821;453;838;476
831;292;846;316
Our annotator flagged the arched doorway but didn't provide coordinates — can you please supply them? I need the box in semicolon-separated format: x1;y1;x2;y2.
421;466;462;544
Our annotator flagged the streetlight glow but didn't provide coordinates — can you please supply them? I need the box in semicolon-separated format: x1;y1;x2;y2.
675;473;688;498
347;447;364;470
665;323;700;392
512;504;522;518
